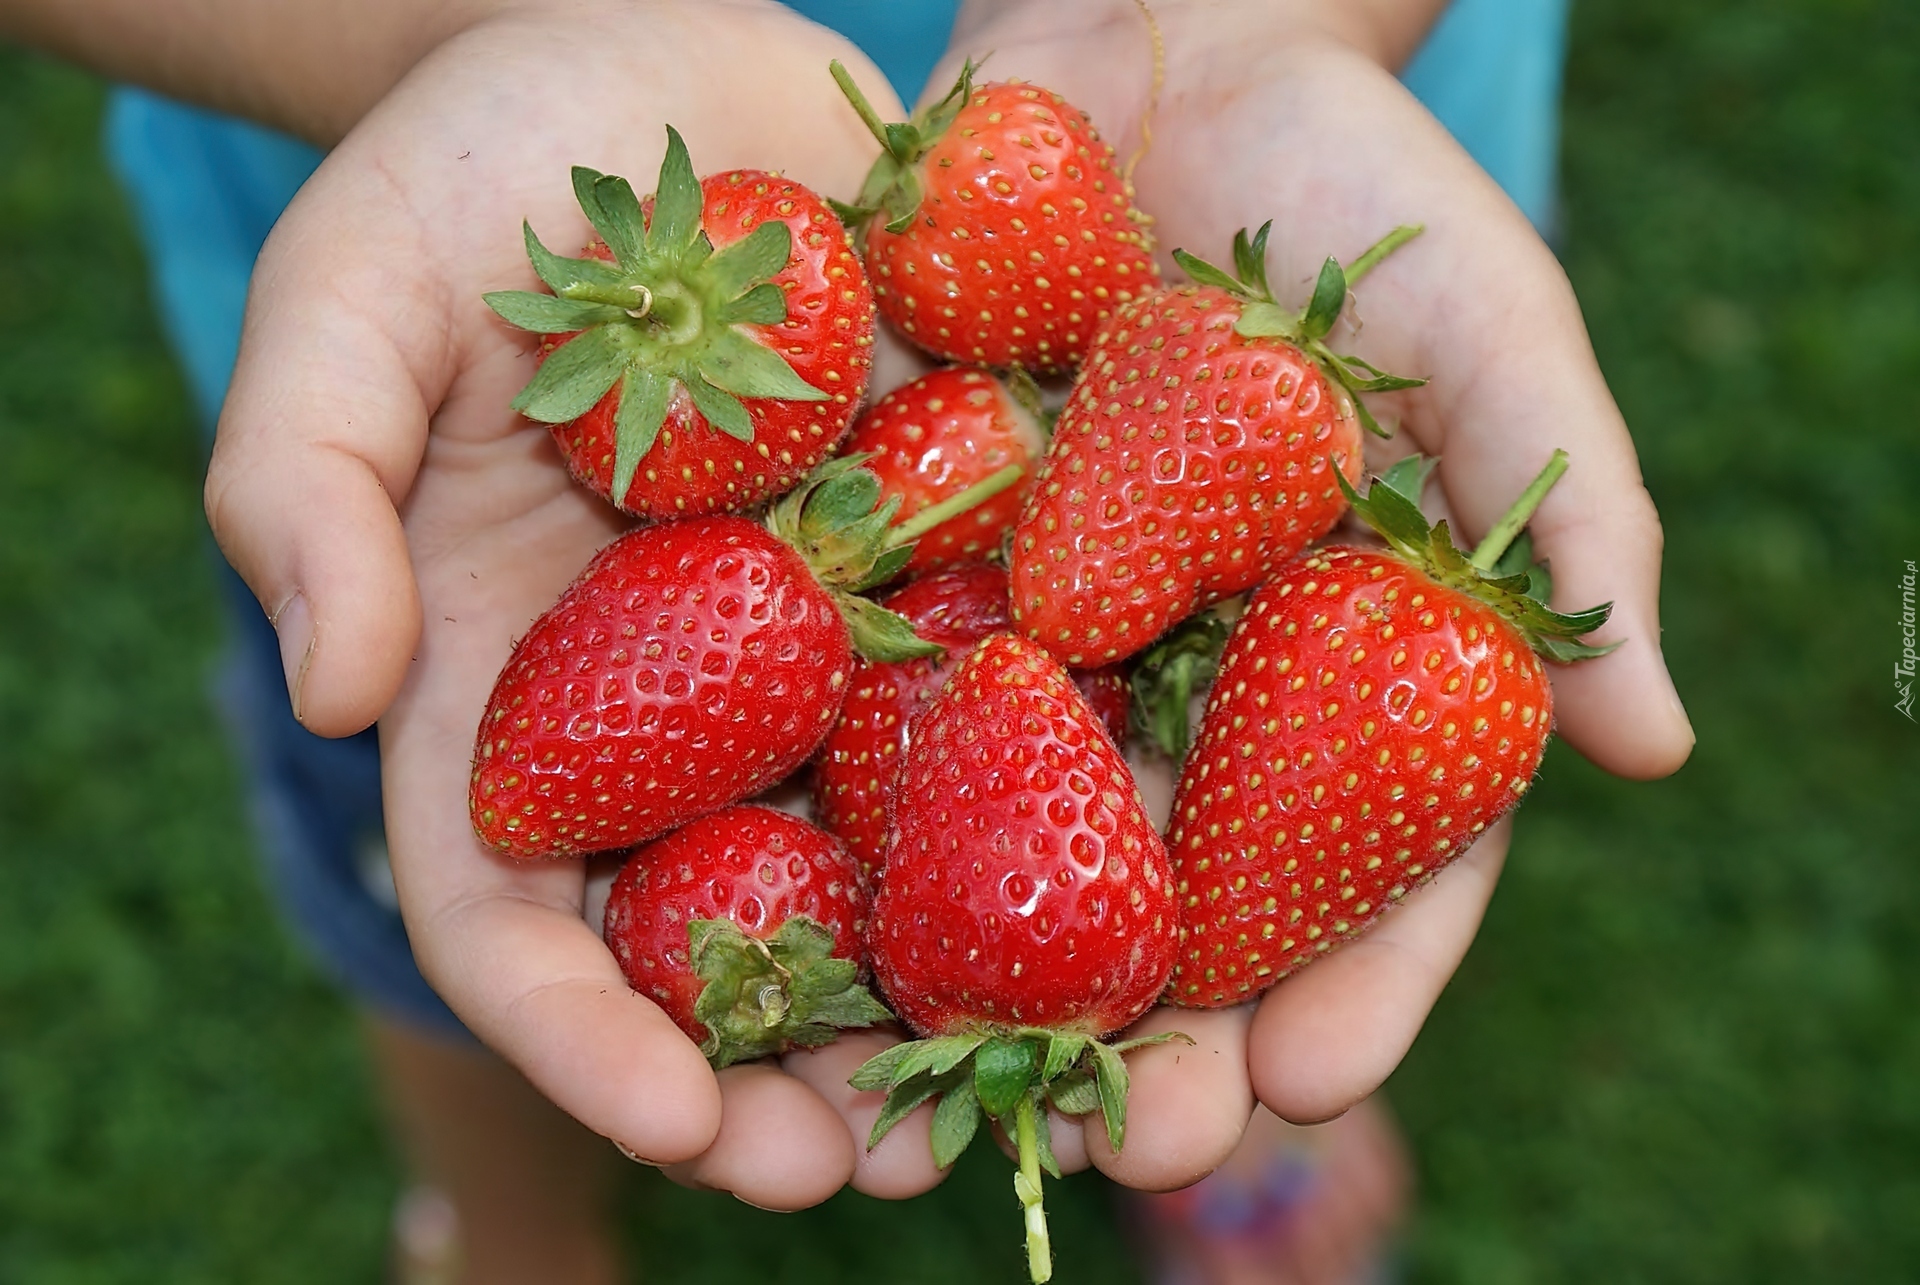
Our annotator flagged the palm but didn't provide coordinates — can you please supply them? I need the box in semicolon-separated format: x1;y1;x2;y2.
887;5;1693;1170
209;2;933;1202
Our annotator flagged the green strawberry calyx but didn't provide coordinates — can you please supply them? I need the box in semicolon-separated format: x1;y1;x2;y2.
483;126;827;507
768;454;1025;662
1339;450;1620;664
827;58;981;234
1171;222;1427;438
688;915;892;1070
1128;601;1241;760
852;1026;1191;1284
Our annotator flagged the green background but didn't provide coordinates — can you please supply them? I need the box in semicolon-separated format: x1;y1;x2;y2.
2;0;1916;1279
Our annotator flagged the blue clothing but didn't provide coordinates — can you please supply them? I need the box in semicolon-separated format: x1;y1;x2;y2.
1403;0;1570;234
106;0;1570;1039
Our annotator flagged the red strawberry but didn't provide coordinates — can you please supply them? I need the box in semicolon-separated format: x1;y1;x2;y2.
854;633;1179;1284
840;367;1047;573
486;126;875;518
1072;665;1132;750
812;565;1128;877
603;805;888;1067
830;62;1158;372
469;456;1022;860
1009;223;1426;669
1163;453;1616;1007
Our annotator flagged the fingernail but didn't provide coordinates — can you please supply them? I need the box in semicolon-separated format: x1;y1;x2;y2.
271;592;315;723
613;1140;666;1168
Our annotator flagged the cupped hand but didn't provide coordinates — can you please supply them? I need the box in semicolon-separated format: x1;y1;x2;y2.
203;0;924;1207
827;0;1698;1197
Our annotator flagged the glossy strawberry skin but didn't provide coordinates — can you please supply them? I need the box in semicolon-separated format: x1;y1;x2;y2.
813;566;1010;877
546;171;874;518
1010;285;1366;668
867;83;1158;372
470;519;852;860
603;805;870;1043
814;566;1130;878
840;367;1045;574
1166;547;1554;1007
867;634;1177;1038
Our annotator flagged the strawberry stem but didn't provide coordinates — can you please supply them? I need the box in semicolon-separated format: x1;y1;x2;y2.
1344;224;1424;286
1013;1093;1053;1283
884;464;1025;549
828;60;895;152
1469;448;1570;572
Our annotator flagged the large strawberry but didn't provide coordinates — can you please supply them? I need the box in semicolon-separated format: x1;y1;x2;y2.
829;61;1158;372
855;633;1179;1283
813;564;1129;877
1163;452;1616;1007
469;456;1021;860
1009;223;1425;669
485;127;874;518
603;805;888;1067
839;366;1047;574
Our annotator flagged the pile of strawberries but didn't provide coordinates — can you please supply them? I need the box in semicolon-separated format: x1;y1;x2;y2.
469;62;1614;1283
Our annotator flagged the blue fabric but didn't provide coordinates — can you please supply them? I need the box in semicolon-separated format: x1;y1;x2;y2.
104;0;1569;1037
1403;0;1571;231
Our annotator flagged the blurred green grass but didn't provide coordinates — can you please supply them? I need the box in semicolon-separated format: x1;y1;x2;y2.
1;0;1916;1280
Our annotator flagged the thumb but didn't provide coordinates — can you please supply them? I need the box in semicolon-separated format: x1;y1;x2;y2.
204;209;432;737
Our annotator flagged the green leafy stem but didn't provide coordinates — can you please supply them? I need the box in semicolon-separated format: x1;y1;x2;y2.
687;916;890;1070
767;454;1026;662
851;1026;1189;1283
1172;221;1427;438
483;126;828;505
1339;450;1620;664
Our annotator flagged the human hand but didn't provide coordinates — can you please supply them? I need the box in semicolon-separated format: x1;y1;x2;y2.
202;0;930;1210
832;0;1695;1197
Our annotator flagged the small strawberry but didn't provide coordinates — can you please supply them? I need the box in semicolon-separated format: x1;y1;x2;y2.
1072;664;1132;749
829;61;1158;372
855;633;1180;1283
1163;452;1616;1007
603;805;889;1068
813;565;1129;877
469;456;1022;860
485;127;875;518
1009;223;1426;669
839;366;1047;574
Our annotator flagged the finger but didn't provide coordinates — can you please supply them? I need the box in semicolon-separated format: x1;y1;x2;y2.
1249;819;1511;1123
379;513;725;1165
1429;382;1694;782
1086;1006;1255;1191
1337;1097;1414;1235
411;875;724;1164
1286;1120;1381;1285
783;1031;951;1199
662;1062;856;1210
1119;44;1694;781
1304;84;1695;780
208;273;429;736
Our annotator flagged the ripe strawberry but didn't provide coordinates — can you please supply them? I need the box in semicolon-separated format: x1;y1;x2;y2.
830;61;1158;372
839;366;1046;573
1162;452;1616;1007
813;565;1129;877
603;805;888;1067
469;456;1022;860
1072;665;1132;749
854;633;1179;1283
485;126;875;519
1009;223;1426;669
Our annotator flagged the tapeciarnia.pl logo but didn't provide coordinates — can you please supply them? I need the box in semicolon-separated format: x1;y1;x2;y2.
1899;559;1917;722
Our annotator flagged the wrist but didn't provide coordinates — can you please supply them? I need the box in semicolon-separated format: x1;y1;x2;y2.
953;0;1445;72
